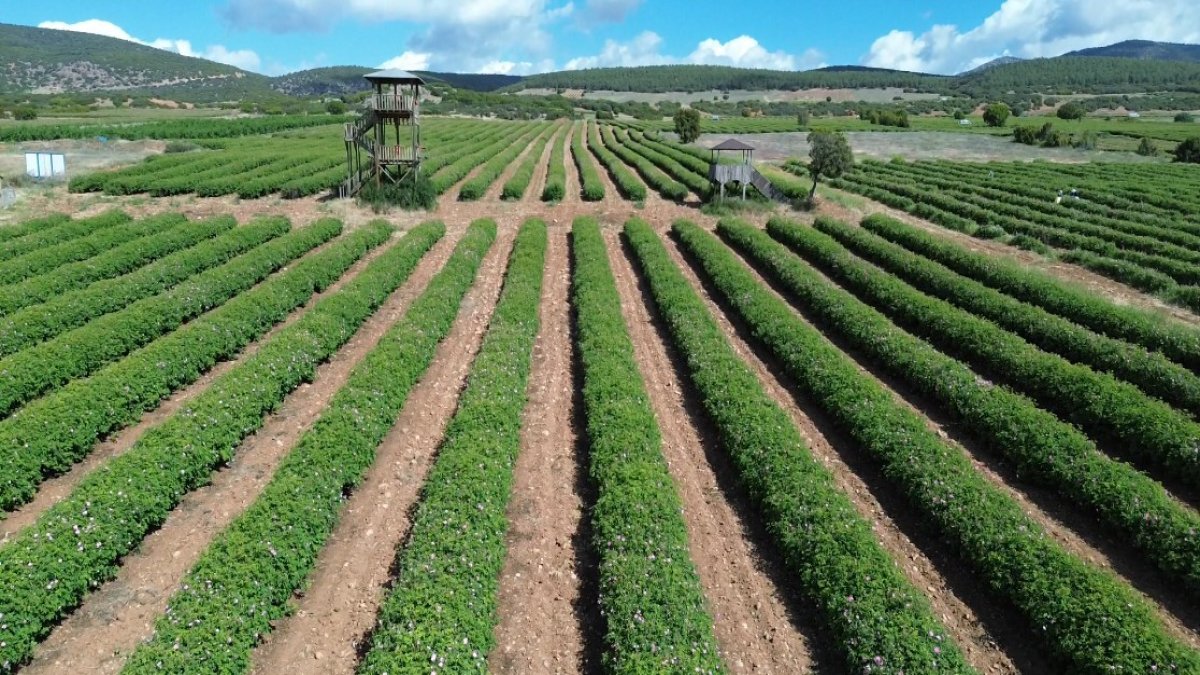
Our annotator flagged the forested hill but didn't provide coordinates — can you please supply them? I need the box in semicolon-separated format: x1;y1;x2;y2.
1065;40;1200;62
952;56;1200;95
508;64;950;93
0;22;259;95
508;56;1200;97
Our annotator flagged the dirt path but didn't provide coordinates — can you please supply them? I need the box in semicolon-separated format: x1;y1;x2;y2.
0;229;361;543
657;227;1026;674
490;226;596;674
603;229;817;673
723;221;1200;646
818;193;1200;327
247;224;516;675
18;231;463;675
522;123;566;205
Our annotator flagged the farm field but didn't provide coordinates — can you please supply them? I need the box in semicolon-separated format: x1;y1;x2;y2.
1;111;1200;675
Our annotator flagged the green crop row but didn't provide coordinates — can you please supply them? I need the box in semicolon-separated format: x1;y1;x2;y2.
541;123;569;201
858;215;1200;374
0;221;417;673
771;217;1200;492
121;221;455;674
616;128;712;199
888;161;1200;245
0;218;280;356
833;170;1200;287
458;125;547;200
585;124;652;199
624;219;971;674
864;161;1200;255
629;131;711;175
587;122;649;201
359;220;543;673
0;210;128;264
502;124;560;200
0;212;163;286
68;153;224;194
571;122;605;201
675;220;1200;673
431;123;537;195
0;214;229;316
571;217;724;673
0;214;69;245
280;163;349;199
234;155;344;199
0;114;347;143
722;219;1200;595
1056;248;1177;292
0;219;335;418
0;221;385;514
814;217;1200;416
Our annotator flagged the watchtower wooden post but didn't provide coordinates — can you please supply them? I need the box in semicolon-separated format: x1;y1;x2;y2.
340;69;424;197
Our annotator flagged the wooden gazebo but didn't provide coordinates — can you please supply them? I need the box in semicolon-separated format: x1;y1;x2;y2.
340;69;425;197
707;139;789;203
708;139;756;200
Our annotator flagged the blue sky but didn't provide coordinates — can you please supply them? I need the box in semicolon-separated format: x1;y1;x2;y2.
6;1;1199;76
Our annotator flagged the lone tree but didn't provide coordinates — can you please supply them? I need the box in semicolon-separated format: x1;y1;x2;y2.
1176;137;1200;164
983;103;1010;127
806;130;853;206
674;108;701;144
1056;101;1086;120
1136;137;1158;157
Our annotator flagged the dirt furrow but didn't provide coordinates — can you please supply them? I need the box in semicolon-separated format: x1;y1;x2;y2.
490;226;596;674
819;193;1200;327
561;124;581;205
723;222;1200;646
18;230;462;675
603;228;817;673
0;229;390;543
522;123;565;205
583;127;630;208
658;225;1027;674
247;224;517;675
485;133;541;202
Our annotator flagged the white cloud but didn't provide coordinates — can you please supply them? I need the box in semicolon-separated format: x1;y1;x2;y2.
864;0;1200;74
564;31;671;69
39;19;137;42
39;18;264;72
378;51;433;71
564;32;822;72
219;0;573;74
688;36;799;70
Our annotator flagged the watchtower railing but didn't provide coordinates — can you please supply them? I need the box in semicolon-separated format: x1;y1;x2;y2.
369;94;417;114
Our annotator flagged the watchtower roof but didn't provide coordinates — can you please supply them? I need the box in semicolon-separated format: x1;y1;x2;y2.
711;139;755;151
364;69;426;85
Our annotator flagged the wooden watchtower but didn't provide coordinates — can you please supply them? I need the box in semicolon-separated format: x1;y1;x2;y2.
708;139;789;203
340;69;424;197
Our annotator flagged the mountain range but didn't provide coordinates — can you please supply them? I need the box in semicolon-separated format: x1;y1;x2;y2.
2;22;1199;102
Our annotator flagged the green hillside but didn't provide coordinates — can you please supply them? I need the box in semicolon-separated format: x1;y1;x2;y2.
0;22;269;98
509;64;949;93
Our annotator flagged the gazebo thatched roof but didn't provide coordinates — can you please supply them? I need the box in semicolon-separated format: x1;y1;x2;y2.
364;69;426;85
710;139;756;151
